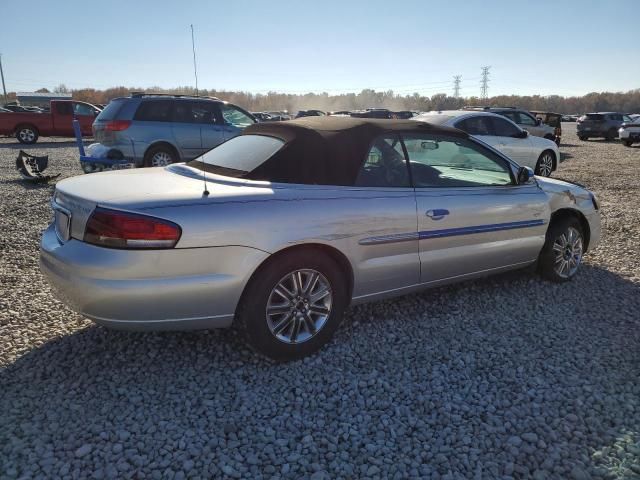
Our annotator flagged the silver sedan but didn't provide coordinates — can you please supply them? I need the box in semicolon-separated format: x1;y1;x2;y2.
41;117;601;360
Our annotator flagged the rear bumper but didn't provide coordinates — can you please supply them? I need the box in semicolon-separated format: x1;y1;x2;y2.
40;224;269;330
619;129;640;141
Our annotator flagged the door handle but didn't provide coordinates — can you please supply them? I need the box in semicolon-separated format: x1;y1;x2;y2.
425;209;449;220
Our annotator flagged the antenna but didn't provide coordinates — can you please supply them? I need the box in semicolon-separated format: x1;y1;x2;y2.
190;24;199;97
453;75;461;98
480;66;491;100
189;24;208;196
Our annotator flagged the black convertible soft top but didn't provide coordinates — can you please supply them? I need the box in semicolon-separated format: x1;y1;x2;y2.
241;116;468;186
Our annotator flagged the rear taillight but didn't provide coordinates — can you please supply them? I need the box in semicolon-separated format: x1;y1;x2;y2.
84;208;181;249
103;120;131;132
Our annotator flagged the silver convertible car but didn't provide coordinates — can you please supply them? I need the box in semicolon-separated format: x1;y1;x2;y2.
41;117;601;360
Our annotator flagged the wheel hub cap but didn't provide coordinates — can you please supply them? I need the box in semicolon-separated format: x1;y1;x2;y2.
151;152;172;167
266;269;333;344
553;226;583;278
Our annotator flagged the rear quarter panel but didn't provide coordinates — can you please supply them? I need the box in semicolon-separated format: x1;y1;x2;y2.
135;184;421;298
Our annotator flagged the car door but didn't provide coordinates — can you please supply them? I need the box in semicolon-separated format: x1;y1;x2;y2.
53;102;75;136
488;116;535;167
171;101;206;160
401;133;548;284
514;111;541;136
350;134;420;297
197;102;226;152
220;104;256;141
72;102;99;135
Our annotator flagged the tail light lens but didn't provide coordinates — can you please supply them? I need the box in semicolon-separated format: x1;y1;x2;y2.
84;208;181;249
103;120;131;132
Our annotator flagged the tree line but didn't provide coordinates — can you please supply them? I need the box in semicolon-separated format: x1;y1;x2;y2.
9;85;640;114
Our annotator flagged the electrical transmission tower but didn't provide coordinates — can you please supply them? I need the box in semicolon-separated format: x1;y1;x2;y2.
480;66;491;100
453;75;461;98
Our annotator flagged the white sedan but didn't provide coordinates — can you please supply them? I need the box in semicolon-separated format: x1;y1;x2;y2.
413;110;560;177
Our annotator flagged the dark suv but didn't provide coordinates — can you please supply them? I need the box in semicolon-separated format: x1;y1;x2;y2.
577;112;634;141
89;94;256;167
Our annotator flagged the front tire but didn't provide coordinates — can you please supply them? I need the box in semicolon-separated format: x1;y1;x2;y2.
236;250;348;361
535;150;555;177
624;140;633;147
16;125;39;144
538;217;585;283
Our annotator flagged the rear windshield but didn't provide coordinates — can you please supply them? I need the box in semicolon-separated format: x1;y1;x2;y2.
585;114;604;121
96;99;127;121
188;135;284;177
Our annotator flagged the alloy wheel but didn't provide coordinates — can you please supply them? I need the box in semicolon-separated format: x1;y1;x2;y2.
552;226;583;279
151;151;173;167
19;128;35;143
538;153;554;177
266;269;333;344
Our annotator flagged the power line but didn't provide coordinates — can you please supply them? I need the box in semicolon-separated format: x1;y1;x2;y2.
480;66;491;100
453;75;461;98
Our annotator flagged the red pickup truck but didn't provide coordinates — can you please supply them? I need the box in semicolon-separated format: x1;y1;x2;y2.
0;100;101;144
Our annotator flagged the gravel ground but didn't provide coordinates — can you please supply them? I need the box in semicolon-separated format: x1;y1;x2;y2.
1;127;639;479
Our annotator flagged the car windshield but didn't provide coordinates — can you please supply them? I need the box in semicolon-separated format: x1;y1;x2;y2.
187;135;285;177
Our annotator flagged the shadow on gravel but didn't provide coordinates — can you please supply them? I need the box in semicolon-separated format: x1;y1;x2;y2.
1;264;639;478
560;143;583;148
560;152;574;162
0;178;58;190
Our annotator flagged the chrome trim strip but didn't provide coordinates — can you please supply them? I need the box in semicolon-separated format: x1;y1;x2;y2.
358;232;419;246
359;219;544;246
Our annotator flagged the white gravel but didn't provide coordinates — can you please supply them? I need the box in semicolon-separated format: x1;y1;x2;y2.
1;128;639;479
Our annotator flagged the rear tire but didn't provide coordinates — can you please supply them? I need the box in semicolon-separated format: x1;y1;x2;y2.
534;150;555;177
236;250;348;361
15;125;39;144
538;216;585;283
143;144;178;167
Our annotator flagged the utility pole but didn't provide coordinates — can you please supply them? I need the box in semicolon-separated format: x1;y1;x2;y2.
0;54;7;104
480;66;490;101
453;75;461;98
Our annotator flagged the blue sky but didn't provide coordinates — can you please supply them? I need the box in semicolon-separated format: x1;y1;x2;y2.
1;0;638;97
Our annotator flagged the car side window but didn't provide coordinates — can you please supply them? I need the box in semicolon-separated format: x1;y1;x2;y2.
455;116;493;136
517;112;537;126
134;100;174;122
622;115;632;122
500;111;519;123
55;102;73;115
354;135;410;187
491;117;522;137
402;134;513;188
221;104;255;128
174;101;222;124
72;103;95;116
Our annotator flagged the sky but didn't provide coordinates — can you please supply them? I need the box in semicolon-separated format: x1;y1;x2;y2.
0;0;638;98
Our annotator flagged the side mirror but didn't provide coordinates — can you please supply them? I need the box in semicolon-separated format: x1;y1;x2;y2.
517;166;535;184
514;129;528;139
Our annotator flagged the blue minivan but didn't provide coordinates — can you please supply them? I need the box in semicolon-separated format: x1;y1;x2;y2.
88;93;256;168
